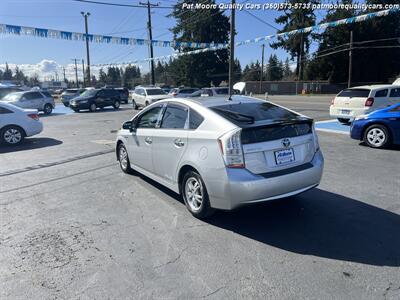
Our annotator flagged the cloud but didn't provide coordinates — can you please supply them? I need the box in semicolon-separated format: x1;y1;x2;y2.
0;60;134;82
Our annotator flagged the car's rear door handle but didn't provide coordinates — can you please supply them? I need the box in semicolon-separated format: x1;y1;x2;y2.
145;137;152;144
174;138;185;147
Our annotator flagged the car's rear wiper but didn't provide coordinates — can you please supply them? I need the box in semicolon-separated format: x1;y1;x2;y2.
212;108;255;124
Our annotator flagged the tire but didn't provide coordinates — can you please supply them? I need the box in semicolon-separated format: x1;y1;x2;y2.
63;103;69;107
113;100;121;110
145;101;149;107
363;124;390;149
181;170;215;219
43;103;53;115
89;103;97;112
132;101;138;110
124;99;128;104
1;125;25;146
338;118;350;124
118;143;134;174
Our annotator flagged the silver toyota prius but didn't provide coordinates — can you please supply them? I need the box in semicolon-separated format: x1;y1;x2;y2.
116;96;324;219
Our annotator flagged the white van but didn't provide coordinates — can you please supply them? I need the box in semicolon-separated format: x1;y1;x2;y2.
329;85;400;123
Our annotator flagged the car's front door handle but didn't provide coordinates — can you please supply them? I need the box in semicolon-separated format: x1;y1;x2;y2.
174;138;185;147
144;137;152;144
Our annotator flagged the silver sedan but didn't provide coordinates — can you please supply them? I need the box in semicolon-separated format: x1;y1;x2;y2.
116;96;324;219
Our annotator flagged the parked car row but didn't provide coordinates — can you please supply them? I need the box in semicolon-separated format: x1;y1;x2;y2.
329;83;400;149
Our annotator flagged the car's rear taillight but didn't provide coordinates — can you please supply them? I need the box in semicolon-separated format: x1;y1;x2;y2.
365;97;374;107
312;123;320;153
28;113;39;121
218;129;245;168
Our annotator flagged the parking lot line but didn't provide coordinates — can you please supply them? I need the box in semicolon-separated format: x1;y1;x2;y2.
315;120;350;135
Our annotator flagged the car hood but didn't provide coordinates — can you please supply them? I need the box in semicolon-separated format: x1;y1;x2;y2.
72;96;92;101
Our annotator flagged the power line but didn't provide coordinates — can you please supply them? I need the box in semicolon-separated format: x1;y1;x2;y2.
241;10;279;31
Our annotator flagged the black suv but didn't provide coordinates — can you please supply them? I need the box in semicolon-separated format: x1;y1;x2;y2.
116;87;129;104
69;88;121;112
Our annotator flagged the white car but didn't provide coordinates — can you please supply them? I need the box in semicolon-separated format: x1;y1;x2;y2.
201;87;229;97
330;85;400;123
130;86;171;109
1;90;55;115
0;102;43;145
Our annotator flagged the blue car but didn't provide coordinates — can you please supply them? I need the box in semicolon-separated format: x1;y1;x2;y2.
350;103;400;148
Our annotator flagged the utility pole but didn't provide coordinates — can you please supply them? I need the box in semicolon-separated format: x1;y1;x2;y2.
140;1;158;86
298;15;305;82
348;30;354;88
82;59;86;87
81;12;91;86
62;67;66;82
228;0;236;98
72;59;79;88
259;44;265;94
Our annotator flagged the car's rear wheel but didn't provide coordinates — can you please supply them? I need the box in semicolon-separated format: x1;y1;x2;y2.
43;104;53;115
118;143;133;174
1;125;25;146
338;118;350;124
145;101;149;106
89;103;97;112
132;101;138;110
364;124;390;149
113;100;121;109
182;170;215;219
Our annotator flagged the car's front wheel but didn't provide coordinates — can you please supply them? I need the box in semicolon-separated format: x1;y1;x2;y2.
364;124;390;149
113;100;121;109
118;143;134;174
1;125;25;146
43;104;53;115
89;103;97;112
181;170;215;219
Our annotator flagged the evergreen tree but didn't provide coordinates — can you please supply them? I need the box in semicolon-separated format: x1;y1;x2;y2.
242;61;261;81
3;63;13;80
270;0;317;80
169;0;230;87
266;54;283;81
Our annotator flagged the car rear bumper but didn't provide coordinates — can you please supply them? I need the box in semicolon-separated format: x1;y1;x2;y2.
329;106;371;120
207;150;324;210
25;120;43;137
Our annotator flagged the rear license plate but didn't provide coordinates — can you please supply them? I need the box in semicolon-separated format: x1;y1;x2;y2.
341;109;351;115
274;148;295;165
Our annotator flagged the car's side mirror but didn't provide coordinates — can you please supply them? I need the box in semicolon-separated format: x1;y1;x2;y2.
122;121;133;131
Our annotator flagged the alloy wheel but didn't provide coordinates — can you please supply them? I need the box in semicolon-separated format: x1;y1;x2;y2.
185;177;203;212
367;128;386;147
119;146;128;170
4;128;22;144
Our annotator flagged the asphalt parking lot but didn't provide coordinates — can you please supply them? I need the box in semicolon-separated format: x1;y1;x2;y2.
1;97;399;299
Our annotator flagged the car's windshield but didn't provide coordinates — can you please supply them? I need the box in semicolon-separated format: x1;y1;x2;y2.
338;89;370;98
146;89;166;96
211;102;298;125
2;93;22;102
80;89;97;97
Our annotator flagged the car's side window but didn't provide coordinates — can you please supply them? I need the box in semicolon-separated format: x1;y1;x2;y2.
189;109;204;129
0;107;13;114
160;104;188;129
137;106;163;129
375;89;388;97
389;88;400;98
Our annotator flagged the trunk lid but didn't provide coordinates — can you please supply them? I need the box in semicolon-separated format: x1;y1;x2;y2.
241;120;315;174
334;88;371;108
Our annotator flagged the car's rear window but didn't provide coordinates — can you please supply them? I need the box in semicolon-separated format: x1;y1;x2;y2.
338;89;370;98
146;89;166;96
211;102;298;125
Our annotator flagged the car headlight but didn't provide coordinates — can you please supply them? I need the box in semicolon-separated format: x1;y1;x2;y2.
355;114;368;121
